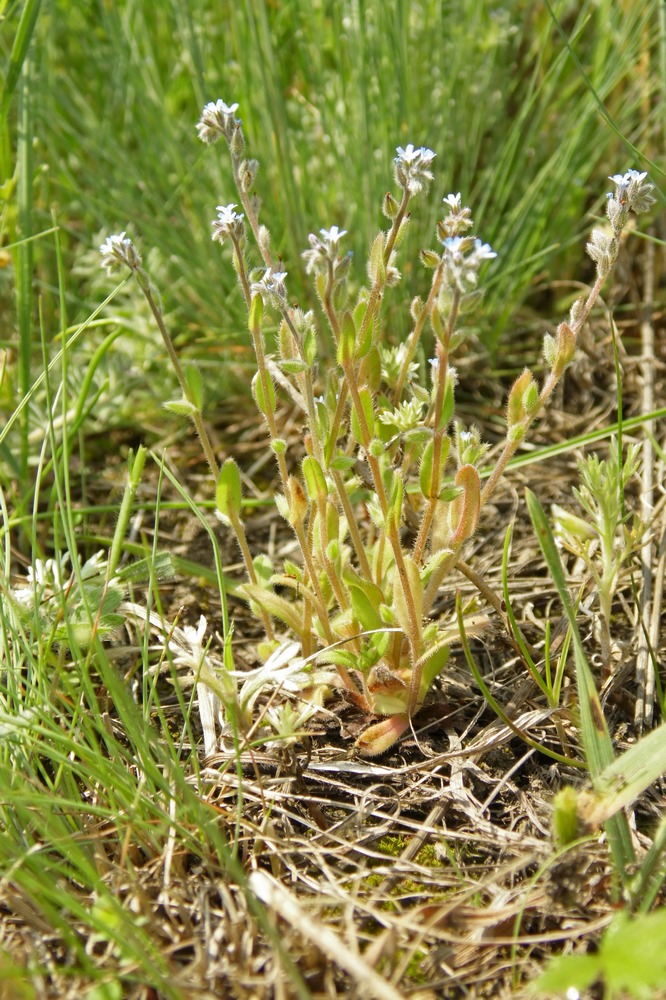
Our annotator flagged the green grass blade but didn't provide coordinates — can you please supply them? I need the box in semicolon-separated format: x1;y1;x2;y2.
501;522;553;702
525;487;635;874
0;0;42;126
456;593;580;769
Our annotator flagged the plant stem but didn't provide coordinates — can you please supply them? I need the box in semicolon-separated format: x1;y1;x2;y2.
393;254;448;403
140;281;220;480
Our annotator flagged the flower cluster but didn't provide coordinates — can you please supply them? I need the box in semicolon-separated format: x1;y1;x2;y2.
587;169;655;279
380;342;419;389
439;192;474;239
211;204;246;246
586;229;615;276
99;232;142;275
378;398;425;433
440;235;497;294
607;169;656;217
195;99;240;145
301;225;349;275
250;266;288;307
394;143;436;196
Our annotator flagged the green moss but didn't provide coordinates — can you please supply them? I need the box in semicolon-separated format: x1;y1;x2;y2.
414;842;445;867
405;949;428;984
376;835;408;857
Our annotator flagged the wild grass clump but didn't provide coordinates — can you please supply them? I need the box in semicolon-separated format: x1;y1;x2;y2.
100;98;655;757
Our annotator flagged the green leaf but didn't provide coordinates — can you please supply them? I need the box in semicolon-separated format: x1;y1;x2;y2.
280;358;309;375
240;583;304;634
216;458;242;521
368;231;386;284
304;325;318;367
184;363;204;410
580;721;666;829
302;456;327;501
392;554;422;637
164;398;197;417
349;583;384;631
356;314;374;359
0;0;42;127
350;386;374;446
601;911;666;993
437;374;455;430
419;438;435;498
359;346;381;388
319;649;358;671
116;552;174;584
530;953;600;995
337;311;356;366
418;641;450;697
248;292;263;330
329;453;357;472
251;371;275;415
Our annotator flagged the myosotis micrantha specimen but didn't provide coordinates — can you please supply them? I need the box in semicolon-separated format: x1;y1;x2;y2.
100;99;655;756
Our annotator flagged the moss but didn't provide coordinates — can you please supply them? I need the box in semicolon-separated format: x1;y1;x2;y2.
376;834;408;857
414;842;445;867
404;949;428;984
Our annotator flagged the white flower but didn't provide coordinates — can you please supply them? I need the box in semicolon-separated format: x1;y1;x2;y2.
211;203;245;244
440;236;496;293
394;144;436;196
438;191;476;238
99;232;142;275
443;192;462;212
302;226;348;274
196;99;240;144
396;143;435;167
251;267;288;306
320;225;347;247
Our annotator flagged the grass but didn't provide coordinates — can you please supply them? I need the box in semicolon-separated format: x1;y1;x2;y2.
15;2;665;358
1;1;665;997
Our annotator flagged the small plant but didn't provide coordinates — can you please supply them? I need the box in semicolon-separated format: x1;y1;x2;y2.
531;908;666;999
552;439;642;675
100;99;655;756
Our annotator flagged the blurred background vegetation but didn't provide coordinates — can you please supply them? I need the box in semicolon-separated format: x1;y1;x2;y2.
1;0;664;426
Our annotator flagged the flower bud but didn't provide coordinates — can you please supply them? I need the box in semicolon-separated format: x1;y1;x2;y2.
450;465;480;546
506;369;534;427
287;476;309;525
553;321;576;373
230;124;245;155
410;296;424;322
382;191;400;218
420;249;441;268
